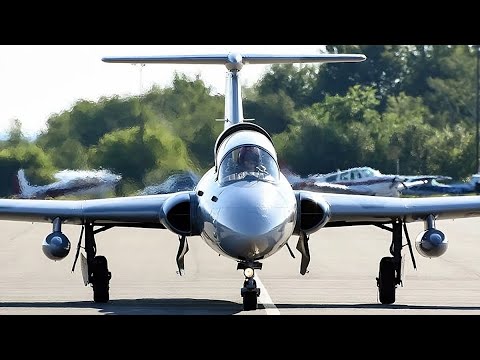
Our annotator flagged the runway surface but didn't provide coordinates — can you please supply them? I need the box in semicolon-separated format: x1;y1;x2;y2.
1;217;480;315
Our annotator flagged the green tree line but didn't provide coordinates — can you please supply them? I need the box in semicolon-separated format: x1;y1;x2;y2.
1;45;478;197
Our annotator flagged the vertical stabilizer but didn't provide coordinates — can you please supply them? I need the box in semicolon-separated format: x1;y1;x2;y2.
16;169;32;198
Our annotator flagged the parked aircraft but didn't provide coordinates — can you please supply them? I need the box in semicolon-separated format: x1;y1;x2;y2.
3;52;480;311
137;171;200;196
402;174;480;196
286;166;429;197
14;168;122;199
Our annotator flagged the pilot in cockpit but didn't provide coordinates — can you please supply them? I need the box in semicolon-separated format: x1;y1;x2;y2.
238;146;261;172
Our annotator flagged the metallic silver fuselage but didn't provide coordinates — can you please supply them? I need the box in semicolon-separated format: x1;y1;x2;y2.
196;168;297;262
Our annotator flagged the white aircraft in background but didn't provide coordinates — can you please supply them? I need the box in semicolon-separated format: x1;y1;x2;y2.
2;52;480;312
14;168;121;199
137;171;200;196
285;166;430;197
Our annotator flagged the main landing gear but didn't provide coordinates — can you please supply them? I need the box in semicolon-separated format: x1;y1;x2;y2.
72;227;190;303
238;262;262;311
376;219;417;305
72;222;112;303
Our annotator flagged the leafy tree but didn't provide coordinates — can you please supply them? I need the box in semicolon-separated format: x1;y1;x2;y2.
255;64;319;108
36;112;72;151
89;118;193;194
89;126;154;186
402;45;477;129
37;96;144;150
142;121;196;186
275;86;382;175
243;91;296;135
6;119;28;146
143;74;224;170
0;143;56;197
69;97;143;147
50;139;89;170
317;45;408;109
381;93;436;174
423;124;474;179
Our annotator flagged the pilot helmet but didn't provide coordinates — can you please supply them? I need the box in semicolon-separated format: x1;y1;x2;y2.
238;146;260;165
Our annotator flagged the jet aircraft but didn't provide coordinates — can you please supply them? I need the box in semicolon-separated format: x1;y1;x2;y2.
2;52;480;311
13;168;122;199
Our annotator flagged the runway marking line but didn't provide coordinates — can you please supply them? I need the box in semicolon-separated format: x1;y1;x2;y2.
255;275;280;315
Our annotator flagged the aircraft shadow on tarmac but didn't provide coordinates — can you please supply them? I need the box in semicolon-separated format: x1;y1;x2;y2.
0;298;242;315
2;299;480;314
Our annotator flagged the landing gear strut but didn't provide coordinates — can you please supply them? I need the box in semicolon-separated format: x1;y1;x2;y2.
176;235;189;276
238;262;261;311
296;231;310;275
376;219;415;305
82;222;111;303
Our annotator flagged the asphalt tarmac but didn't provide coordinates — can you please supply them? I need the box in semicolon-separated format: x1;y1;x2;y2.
1;217;480;315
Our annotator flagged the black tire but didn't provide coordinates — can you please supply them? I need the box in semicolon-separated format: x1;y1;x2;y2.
92;256;111;303
243;292;258;311
378;257;396;305
93;283;109;303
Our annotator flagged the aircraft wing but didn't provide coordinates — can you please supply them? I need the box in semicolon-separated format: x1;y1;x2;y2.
405;175;452;183
292;181;375;196
399;179;429;188
298;191;480;227
0;192;192;227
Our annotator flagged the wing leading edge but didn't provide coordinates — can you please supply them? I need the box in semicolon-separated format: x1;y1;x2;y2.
304;191;480;226
0;193;187;227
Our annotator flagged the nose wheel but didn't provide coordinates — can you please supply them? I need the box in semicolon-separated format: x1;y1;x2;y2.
239;263;262;311
241;277;260;311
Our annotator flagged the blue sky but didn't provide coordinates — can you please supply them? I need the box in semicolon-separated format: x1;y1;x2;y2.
0;45;324;138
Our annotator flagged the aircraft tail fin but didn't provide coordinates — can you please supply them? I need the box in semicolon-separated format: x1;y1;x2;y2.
16;169;33;198
102;52;367;129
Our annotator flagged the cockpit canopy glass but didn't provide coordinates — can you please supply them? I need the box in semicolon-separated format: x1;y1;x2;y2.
218;145;279;185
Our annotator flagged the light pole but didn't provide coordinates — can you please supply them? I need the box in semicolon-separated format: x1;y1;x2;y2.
131;63;146;94
475;45;480;194
476;45;479;173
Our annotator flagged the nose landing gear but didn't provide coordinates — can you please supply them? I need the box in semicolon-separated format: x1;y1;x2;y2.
238;262;262;311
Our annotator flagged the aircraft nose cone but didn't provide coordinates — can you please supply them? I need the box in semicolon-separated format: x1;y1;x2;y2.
214;182;295;260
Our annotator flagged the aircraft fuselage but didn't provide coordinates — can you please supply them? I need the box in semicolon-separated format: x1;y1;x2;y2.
196;167;297;262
